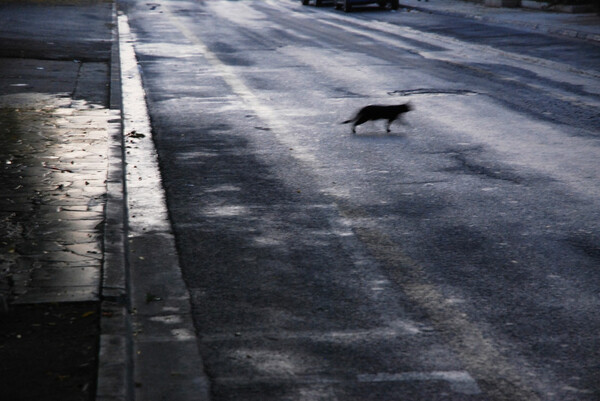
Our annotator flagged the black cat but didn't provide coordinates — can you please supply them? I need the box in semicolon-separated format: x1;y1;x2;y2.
342;103;412;134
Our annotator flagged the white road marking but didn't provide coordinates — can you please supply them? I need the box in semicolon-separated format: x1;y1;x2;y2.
358;371;481;395
162;4;321;167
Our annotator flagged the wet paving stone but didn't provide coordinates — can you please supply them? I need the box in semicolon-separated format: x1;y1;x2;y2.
0;92;111;305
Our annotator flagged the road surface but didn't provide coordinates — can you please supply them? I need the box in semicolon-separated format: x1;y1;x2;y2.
120;1;600;400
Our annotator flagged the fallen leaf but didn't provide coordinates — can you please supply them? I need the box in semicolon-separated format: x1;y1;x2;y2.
127;130;146;139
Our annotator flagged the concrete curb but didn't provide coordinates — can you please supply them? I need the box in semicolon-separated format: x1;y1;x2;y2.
96;2;131;401
399;2;600;44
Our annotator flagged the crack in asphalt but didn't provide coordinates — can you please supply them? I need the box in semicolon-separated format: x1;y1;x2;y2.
389;88;479;96
447;154;524;185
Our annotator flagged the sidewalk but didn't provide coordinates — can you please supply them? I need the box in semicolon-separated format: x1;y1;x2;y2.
0;1;206;400
0;1;120;400
0;0;598;400
399;0;600;43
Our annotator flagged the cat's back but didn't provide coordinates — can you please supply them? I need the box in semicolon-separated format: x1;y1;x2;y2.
359;104;387;116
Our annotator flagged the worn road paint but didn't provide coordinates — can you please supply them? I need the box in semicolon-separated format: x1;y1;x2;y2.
215;370;480;395
161;4;320;167
349;223;541;401
358;371;481;395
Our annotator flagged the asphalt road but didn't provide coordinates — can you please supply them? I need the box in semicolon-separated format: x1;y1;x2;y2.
120;0;600;400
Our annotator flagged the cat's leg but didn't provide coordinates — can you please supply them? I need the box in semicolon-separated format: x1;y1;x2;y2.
386;119;393;132
353;116;369;133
